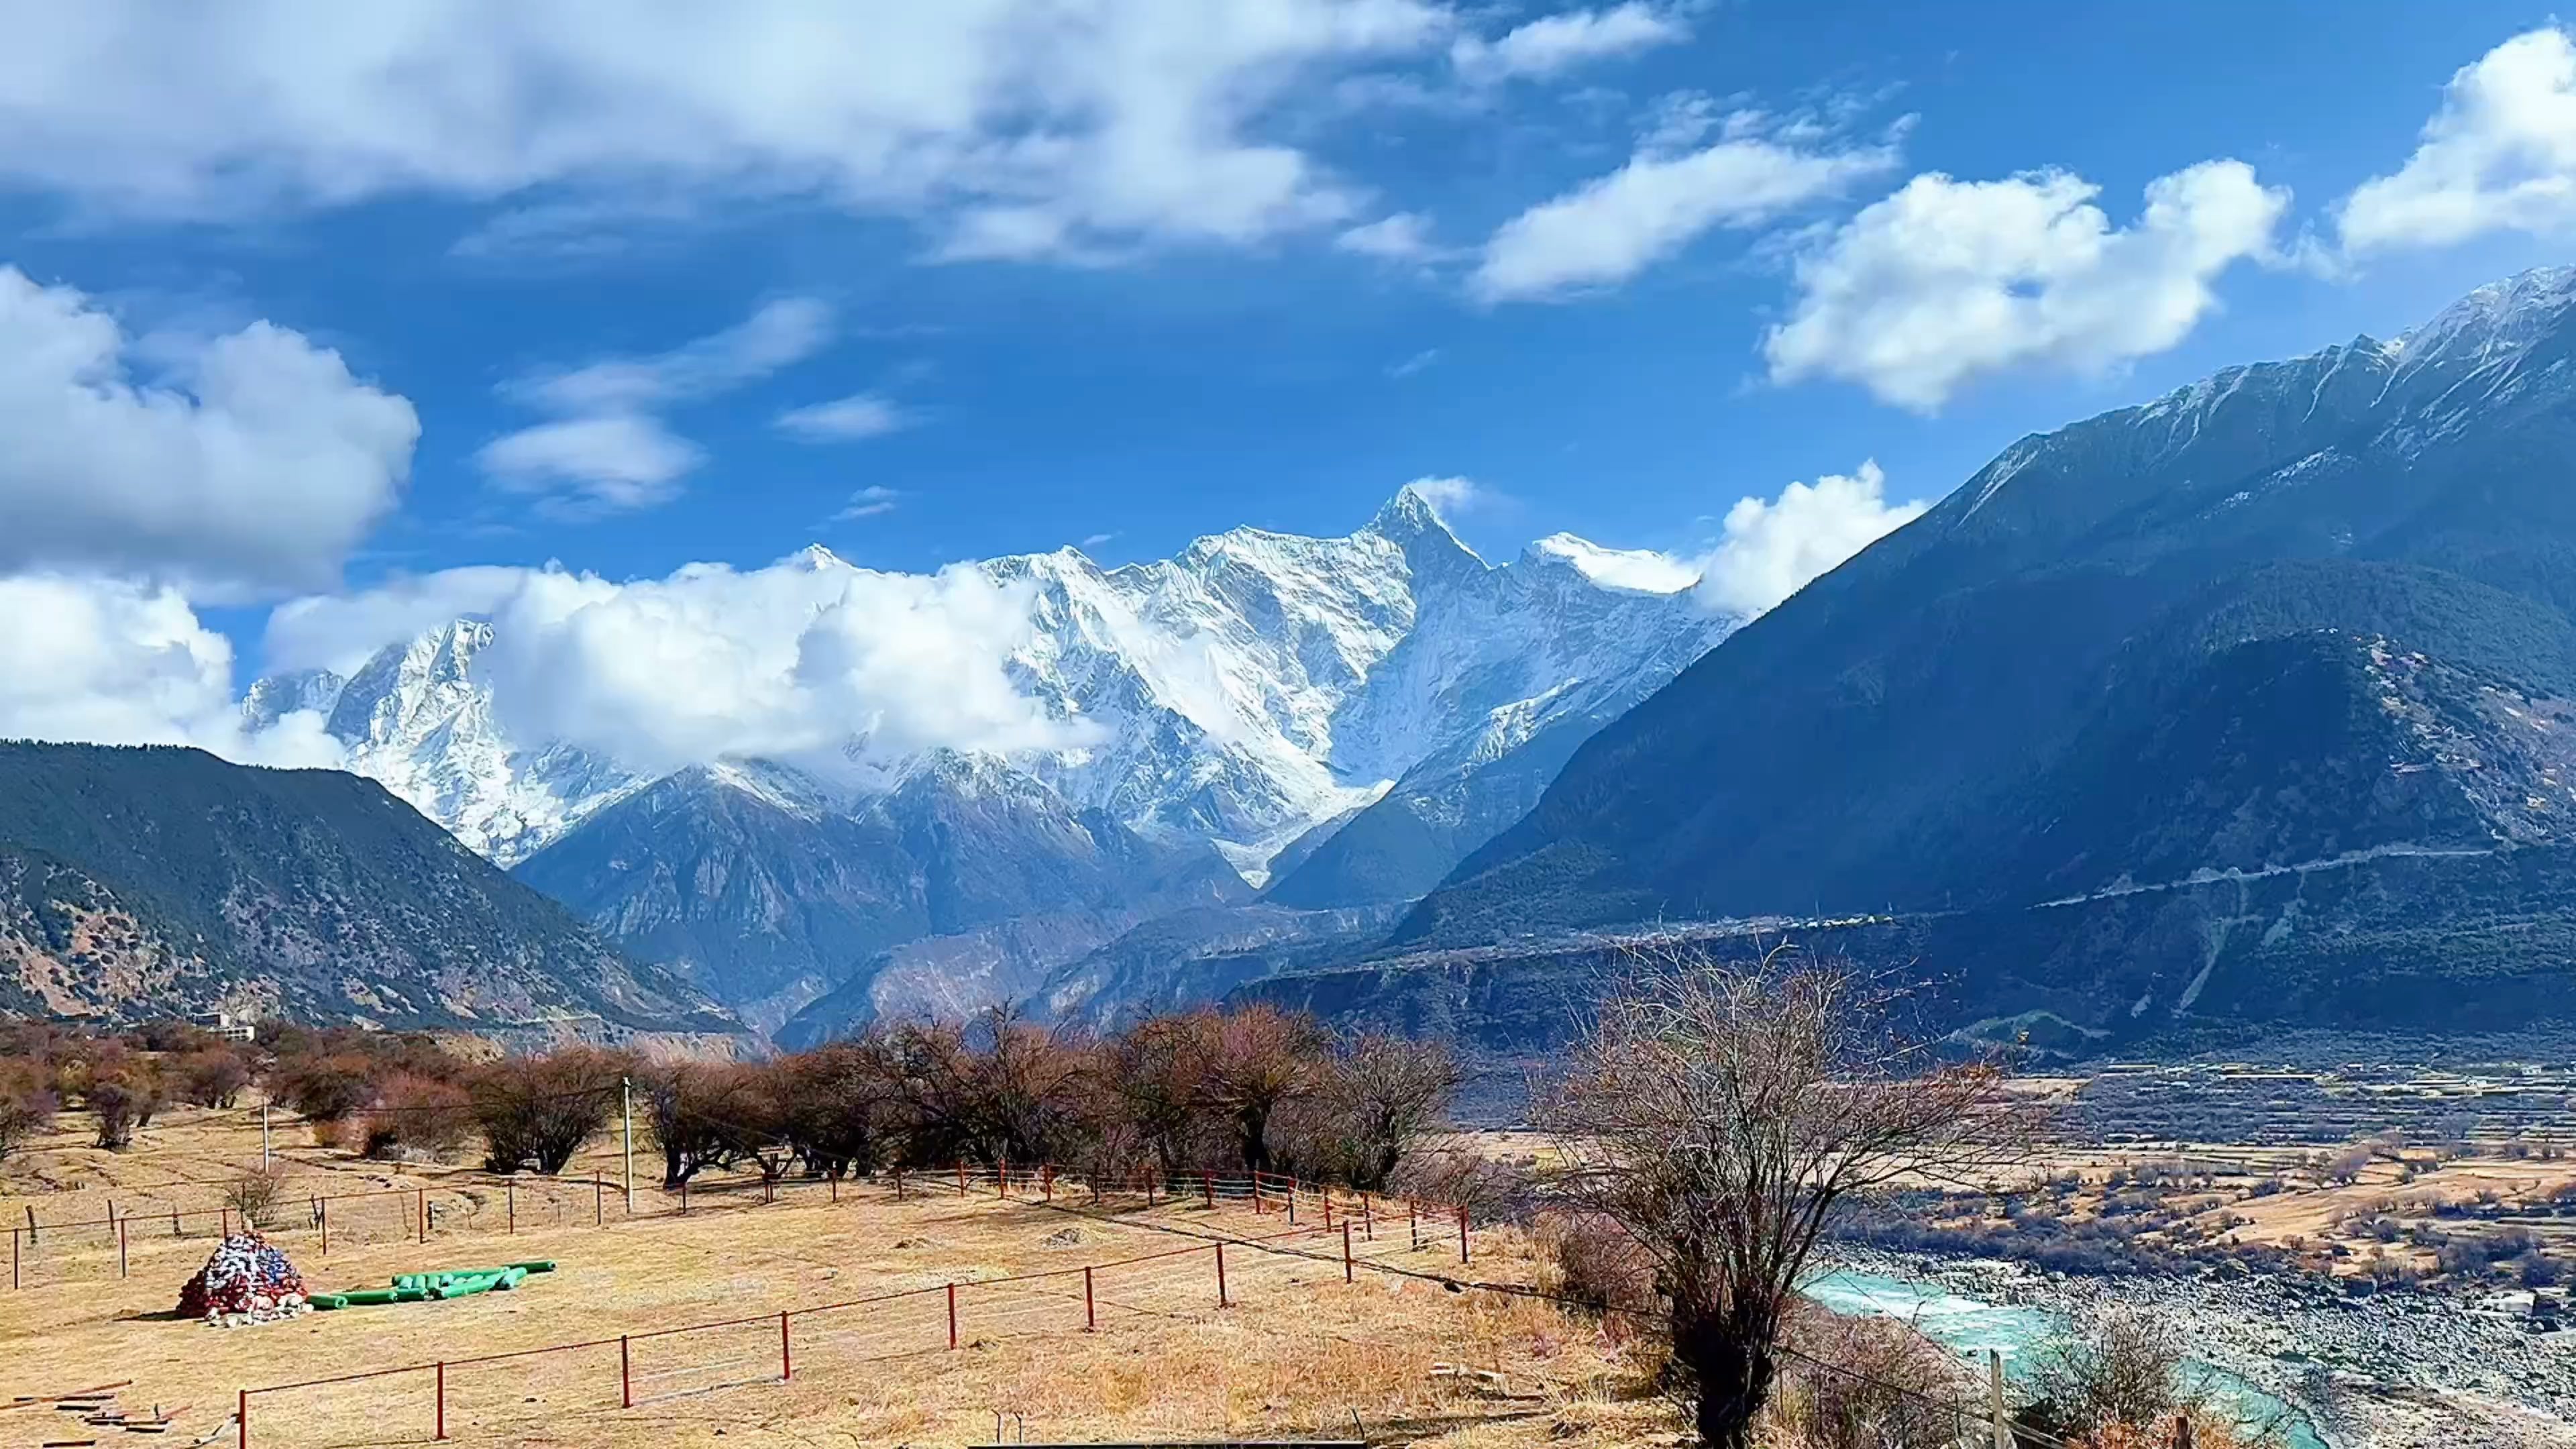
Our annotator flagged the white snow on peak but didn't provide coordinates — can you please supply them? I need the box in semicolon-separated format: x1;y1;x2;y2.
1525;534;1699;594
251;487;1726;875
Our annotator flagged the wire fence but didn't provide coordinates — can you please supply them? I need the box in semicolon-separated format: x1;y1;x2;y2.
213;1165;1470;1448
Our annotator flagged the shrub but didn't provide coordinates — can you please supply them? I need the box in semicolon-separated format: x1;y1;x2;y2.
1538;1210;1656;1318
362;1073;474;1159
224;1166;288;1230
270;1053;378;1122
89;1078;146;1148
1763;1303;1972;1449
0;1065;56;1161
177;1050;252;1108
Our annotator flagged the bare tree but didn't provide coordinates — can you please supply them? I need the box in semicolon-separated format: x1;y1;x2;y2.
643;1061;766;1187
1333;1032;1462;1189
1197;1004;1329;1175
1541;943;2035;1448
472;1048;628;1175
1104;1014;1214;1175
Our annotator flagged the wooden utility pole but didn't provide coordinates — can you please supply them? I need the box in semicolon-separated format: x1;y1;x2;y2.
1988;1350;2011;1449
621;1077;635;1214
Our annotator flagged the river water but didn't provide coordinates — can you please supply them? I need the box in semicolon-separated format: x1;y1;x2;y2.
1803;1269;2329;1449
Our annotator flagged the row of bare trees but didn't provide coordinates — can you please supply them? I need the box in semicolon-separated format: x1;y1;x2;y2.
637;1005;1462;1193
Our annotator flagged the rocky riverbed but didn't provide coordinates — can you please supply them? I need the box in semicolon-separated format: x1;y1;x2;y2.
1824;1246;2576;1449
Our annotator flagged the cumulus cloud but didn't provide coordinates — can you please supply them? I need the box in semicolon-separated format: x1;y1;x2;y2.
1689;460;1925;616
477;415;703;515
0;266;417;596
1470;115;1897;301
1451;3;1686;84
480;298;832;515
2339;26;2576;253
264;566;528;676
1764;160;2288;411
1336;212;1444;260
777;394;912;441
0;0;1470;262
0;573;341;765
264;553;1088;782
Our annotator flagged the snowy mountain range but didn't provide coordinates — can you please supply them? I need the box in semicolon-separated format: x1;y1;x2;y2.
247;486;1735;1028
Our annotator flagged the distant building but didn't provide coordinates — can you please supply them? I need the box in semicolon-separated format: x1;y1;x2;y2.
191;1010;256;1044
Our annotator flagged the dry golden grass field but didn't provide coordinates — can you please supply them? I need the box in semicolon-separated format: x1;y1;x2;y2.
3;1105;1675;1449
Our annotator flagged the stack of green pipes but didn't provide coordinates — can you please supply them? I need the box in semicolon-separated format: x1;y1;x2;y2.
309;1260;556;1309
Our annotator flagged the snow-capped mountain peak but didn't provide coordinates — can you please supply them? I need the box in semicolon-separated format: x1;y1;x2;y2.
249;487;1729;877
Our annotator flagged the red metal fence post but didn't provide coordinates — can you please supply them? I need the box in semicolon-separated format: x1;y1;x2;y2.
1409;1199;1418;1250
680;1178;689;1215
435;1362;446;1440
1343;1222;1354;1283
1286;1181;1295;1226
999;1156;1008;1198
1362;1193;1373;1241
237;1388;247;1449
1043;1163;1055;1201
221;1206;231;1238
1324;1193;1333;1232
11;1226;17;1290
1084;1265;1095;1330
1252;1178;1263;1215
1203;1171;1214;1209
780;1309;792;1381
1146;1171;1156;1209
1458;1204;1470;1265
1215;1242;1228;1307
118;1216;128;1277
319;1197;329;1255
947;1282;959;1349
417;1187;426;1244
620;1334;632;1408
507;1180;515;1234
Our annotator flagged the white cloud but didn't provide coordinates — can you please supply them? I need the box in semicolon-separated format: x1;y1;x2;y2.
832;486;902;521
1387;347;1441;378
1470;119;1898;301
264;566;528;676
0;1;1465;262
481;297;832;514
1689;460;1925;616
476;414;702;516
2339;26;2576;253
1401;475;1489;518
1764;160;2288;411
1451;3;1686;84
1336;212;1442;260
516;299;833;414
0;572;341;765
777;394;912;442
266;553;1087;781
0;265;417;596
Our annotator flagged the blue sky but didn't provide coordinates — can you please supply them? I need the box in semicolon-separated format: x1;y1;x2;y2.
2;1;2573;752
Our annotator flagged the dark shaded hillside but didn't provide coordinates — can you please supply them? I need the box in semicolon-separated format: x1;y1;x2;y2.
0;741;730;1034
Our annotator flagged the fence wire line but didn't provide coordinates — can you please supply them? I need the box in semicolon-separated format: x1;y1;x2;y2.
80;1157;2080;1449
